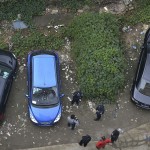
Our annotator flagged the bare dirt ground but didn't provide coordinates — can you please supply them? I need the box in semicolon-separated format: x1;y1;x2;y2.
0;6;150;150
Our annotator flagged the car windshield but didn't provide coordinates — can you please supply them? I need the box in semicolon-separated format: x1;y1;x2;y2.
32;86;59;106
137;78;150;96
0;64;12;79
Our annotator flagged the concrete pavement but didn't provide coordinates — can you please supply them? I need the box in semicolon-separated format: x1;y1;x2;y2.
20;122;150;150
19;142;149;150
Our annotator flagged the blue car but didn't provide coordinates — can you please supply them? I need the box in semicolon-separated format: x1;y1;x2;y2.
27;50;63;126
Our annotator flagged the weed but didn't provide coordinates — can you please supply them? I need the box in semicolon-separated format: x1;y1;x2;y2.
60;0;92;11
0;0;46;23
123;0;150;25
12;28;64;56
65;13;125;101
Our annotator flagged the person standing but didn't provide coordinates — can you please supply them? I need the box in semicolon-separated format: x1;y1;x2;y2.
111;128;123;143
96;136;111;149
94;104;105;121
67;114;79;130
79;134;91;147
71;91;83;106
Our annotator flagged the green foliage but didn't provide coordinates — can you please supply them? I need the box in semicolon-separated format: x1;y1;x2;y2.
125;6;150;25
12;29;64;56
61;0;92;10
0;40;7;49
124;0;150;25
0;0;46;22
0;30;8;49
65;13;125;101
135;0;150;7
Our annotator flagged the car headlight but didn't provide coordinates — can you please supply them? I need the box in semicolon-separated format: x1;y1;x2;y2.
30;113;38;123
54;113;61;123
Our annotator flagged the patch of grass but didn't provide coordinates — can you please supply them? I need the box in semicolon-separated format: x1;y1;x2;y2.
12;29;64;56
0;0;46;23
61;0;92;11
0;40;7;49
0;37;7;49
65;13;125;101
123;0;150;25
135;0;150;7
0;29;8;49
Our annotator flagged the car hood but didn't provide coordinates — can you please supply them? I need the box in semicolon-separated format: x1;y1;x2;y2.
29;103;61;122
133;87;150;105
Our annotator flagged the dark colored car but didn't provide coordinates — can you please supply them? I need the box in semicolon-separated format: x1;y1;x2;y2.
131;28;150;109
27;50;63;126
0;49;17;121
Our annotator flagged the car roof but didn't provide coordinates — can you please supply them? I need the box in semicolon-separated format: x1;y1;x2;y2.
32;54;57;88
142;53;150;82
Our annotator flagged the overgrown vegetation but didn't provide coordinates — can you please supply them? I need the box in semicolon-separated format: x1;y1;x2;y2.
0;0;46;22
0;30;7;49
124;0;150;25
60;0;121;10
11;29;64;56
65;13;125;101
61;0;92;10
0;0;64;56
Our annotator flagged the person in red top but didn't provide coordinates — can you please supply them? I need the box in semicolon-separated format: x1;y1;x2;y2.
96;136;112;149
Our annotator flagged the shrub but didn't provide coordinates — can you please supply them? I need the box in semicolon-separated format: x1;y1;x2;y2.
60;0;92;10
0;31;7;49
65;13;125;101
0;0;46;22
12;29;64;56
124;0;150;25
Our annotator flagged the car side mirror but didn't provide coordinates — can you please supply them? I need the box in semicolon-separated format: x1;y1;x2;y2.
60;93;65;98
25;94;29;99
140;45;144;49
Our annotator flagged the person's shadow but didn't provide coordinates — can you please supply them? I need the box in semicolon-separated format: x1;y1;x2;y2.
111;143;118;148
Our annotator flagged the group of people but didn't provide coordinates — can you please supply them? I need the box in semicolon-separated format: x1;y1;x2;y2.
96;128;123;149
67;90;123;149
67;91;82;130
78;128;122;149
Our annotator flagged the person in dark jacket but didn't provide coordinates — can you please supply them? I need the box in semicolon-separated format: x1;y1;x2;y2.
94;104;105;121
71;91;83;105
67;114;79;130
79;134;91;147
111;128;122;143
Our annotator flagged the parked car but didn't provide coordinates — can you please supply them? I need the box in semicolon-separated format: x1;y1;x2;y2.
0;49;17;121
27;50;63;126
131;28;150;109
